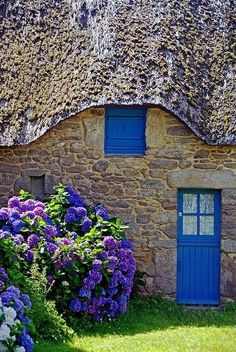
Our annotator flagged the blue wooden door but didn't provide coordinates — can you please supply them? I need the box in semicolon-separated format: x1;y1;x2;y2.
177;189;221;304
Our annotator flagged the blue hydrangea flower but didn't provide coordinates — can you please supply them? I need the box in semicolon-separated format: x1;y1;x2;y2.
0;267;9;282
70;298;81;313
108;256;119;270
46;242;58;254
14;234;25;245
118;261;129;272
12;219;26;233
33;207;45;217
71;231;78;240
44;225;58;238
25;250;34;262
20;294;32;309
78;287;91;299
27;234;39;248
0;208;8;221
103;236;117;250
82;217;92;232
66;186;84;207
92;259;102;271
24;199;36;211
95;205;109;221
25;211;36;220
83;277;96;290
120;238;133;250
64;212;76;224
20;332;34;352
14;299;24;312
67;206;78;215
76;207;87;219
98;251;108;261
8;196;21;209
0;231;12;239
1;291;17;305
6;285;20;298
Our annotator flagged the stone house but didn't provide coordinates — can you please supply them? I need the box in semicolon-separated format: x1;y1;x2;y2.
0;1;235;304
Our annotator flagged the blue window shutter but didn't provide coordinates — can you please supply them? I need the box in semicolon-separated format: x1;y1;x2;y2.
105;107;146;155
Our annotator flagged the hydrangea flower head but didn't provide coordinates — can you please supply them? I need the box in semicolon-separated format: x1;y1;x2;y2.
120;238;133;250
76;207;87;219
70;298;81;313
95;205;109;221
0;208;8;221
24;199;36;211
33;207;45;217
25;250;34;263
78;287;91;299
20;332;34;352
64;212;76;224
20;294;32;309
65;186;84;207
92;259;102;271
12;220;26;233
103;236;117;250
27;234;39;248
82;217;92;232
0;267;9;282
8;196;21;209
44;225;58;239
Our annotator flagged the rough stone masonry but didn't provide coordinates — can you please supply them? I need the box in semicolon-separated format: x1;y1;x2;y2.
0;108;235;300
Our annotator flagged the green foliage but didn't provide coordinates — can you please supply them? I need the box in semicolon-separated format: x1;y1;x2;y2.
19;189;35;200
9;263;74;342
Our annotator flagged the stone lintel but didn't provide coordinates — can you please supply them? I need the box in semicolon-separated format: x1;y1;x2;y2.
167;170;236;189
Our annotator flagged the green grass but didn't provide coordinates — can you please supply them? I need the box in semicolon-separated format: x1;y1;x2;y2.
35;296;236;352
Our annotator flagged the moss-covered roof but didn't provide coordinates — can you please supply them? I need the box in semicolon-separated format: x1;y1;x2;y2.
0;0;235;146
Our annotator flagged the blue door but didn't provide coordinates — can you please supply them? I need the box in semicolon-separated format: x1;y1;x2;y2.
177;189;221;304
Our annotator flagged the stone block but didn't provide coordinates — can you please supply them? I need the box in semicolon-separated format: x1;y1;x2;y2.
92;161;109;172
0;163;21;175
60;156;74;166
14;176;31;193
167;126;192;136
83;116;104;150
136;214;150;224
179;160;192;169
21;169;45;177
148;239;176;249
45;175;61;194
140;179;165;190
167;170;236;189
194;149;209;158
222;240;236;252
163;223;177;239
150;159;178;170
155;249;176;294
221;252;236;298
152;211;176;224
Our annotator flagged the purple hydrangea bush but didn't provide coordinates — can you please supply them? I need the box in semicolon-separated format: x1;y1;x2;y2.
0;185;136;322
0;267;34;352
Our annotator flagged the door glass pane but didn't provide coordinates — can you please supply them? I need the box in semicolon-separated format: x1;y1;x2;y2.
183;194;197;213
200;194;214;214
183;216;197;235
200;216;214;235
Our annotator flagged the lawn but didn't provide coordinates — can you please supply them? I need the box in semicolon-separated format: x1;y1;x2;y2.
34;296;236;352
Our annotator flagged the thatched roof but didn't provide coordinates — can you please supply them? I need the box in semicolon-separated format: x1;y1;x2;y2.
0;0;235;146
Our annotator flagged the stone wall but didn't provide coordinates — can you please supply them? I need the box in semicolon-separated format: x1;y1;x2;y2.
0;107;235;300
